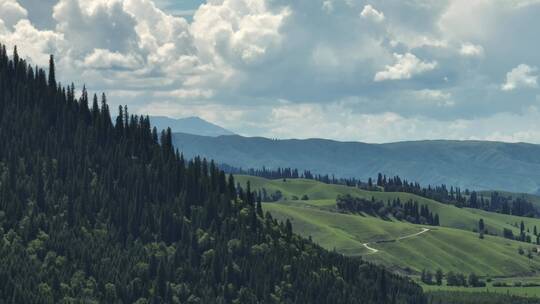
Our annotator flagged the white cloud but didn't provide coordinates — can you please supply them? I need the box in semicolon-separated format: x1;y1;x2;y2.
0;19;64;65
191;0;290;66
459;43;484;57
3;0;540;143
260;102;540;143
52;0;139;55
501;64;538;91
413;89;455;107
0;0;27;28
154;88;214;99
360;5;384;23
82;48;141;70
123;0;194;59
374;53;437;81
414;89;451;100
322;1;333;13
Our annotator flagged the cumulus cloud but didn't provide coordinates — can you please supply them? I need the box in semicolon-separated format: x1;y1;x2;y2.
322;1;333;13
412;89;454;107
155;88;214;99
53;0;139;55
0;0;27;28
259;102;540;143
191;0;290;66
0;19;64;65
360;5;384;23
501;64;538;91
459;43;484;57
374;53;437;81
82;48;141;70
2;0;540;142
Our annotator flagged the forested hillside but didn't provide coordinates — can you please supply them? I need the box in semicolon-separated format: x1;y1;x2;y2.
0;45;426;303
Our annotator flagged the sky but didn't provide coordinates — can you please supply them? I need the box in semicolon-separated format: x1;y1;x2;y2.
1;0;540;143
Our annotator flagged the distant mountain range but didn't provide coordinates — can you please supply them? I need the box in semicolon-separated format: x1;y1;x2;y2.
172;132;540;194
149;116;235;137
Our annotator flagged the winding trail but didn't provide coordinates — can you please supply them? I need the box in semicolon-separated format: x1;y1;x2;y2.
362;227;430;255
362;243;379;253
397;227;430;240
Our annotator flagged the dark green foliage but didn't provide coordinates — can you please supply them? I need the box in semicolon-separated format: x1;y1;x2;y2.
421;270;434;285
0;45;426;303
430;269;485;288
479;219;485;239
504;228;515;240
479;219;485;232
226;166;365;188
435;269;443;286
467;273;485;287
337;194;440;226
377;176;538;217
256;187;283;202
446;272;468;287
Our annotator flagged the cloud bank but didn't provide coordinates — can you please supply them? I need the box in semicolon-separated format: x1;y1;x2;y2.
1;0;540;143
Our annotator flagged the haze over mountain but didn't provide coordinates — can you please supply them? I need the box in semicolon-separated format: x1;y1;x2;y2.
173;133;540;194
149;116;235;137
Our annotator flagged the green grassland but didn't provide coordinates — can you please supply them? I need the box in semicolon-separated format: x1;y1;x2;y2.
423;284;540;299
265;202;540;276
236;175;540;238
236;175;540;277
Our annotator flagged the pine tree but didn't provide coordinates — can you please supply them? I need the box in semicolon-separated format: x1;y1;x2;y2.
48;55;55;87
285;219;293;241
435;269;443;286
479;218;485;232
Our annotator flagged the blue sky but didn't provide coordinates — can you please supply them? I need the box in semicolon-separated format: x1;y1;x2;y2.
1;0;540;143
153;0;204;18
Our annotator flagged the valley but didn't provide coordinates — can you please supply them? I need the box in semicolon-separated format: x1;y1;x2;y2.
235;175;540;298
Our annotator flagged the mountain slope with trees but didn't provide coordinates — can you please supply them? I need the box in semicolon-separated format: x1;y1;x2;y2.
0;45;426;303
172;133;540;194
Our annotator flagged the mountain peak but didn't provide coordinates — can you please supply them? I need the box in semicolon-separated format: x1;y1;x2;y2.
149;116;235;137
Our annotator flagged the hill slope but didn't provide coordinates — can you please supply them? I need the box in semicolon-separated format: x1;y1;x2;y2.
150;116;234;136
236;176;540;238
236;176;540;276
0;45;426;303
173;133;540;193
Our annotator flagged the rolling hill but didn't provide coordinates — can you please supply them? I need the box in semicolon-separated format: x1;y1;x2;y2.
235;175;540;277
173;133;540;193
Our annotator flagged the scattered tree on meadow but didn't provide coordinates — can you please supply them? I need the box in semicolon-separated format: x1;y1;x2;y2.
435;269;443;286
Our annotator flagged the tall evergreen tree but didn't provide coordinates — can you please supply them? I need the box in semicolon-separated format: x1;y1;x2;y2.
48;54;55;87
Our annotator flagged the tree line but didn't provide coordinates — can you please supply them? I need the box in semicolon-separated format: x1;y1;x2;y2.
375;174;537;218
222;165;363;187
231;166;539;218
420;269;485;288
336;195;440;226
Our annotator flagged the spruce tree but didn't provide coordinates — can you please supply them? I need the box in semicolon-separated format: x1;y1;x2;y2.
48;55;55;87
